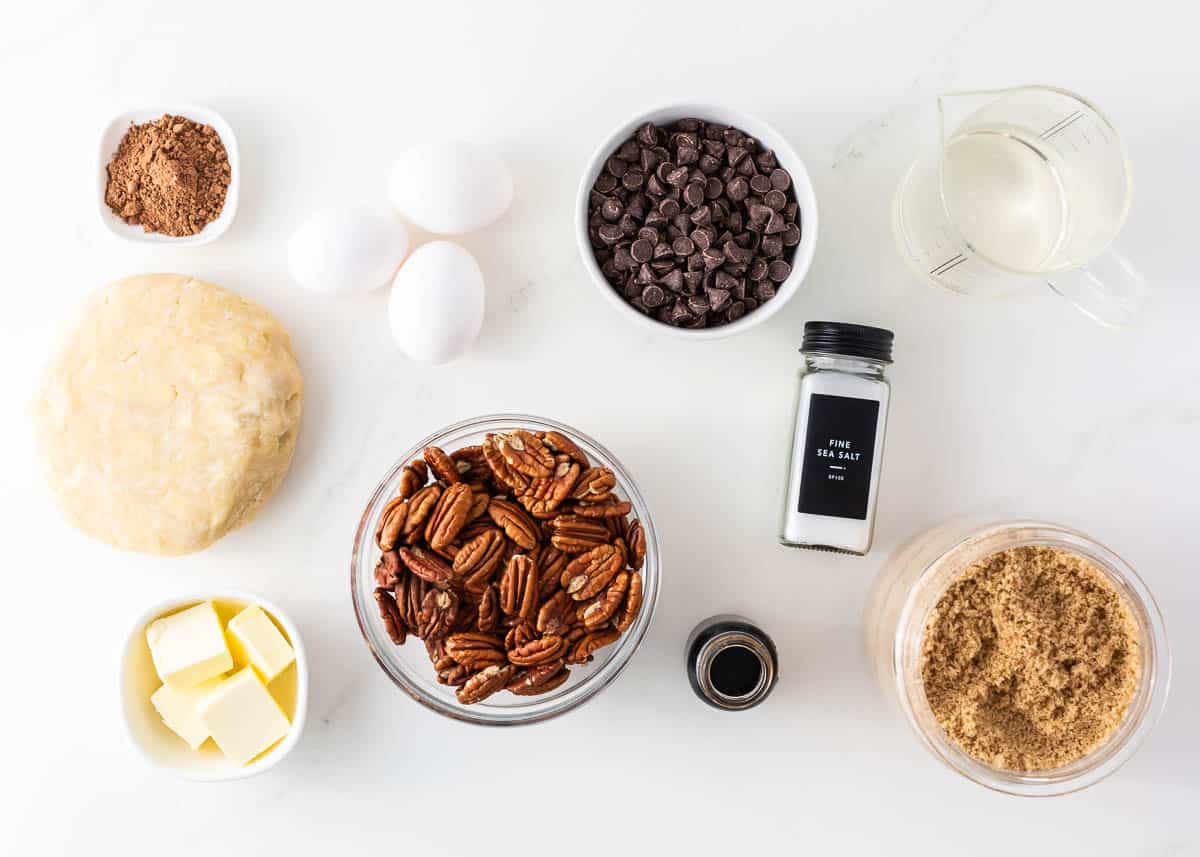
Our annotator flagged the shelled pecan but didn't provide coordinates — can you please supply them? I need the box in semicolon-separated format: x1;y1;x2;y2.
369;426;648;703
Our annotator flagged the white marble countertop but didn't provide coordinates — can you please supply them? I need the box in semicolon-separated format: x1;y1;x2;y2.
2;0;1197;853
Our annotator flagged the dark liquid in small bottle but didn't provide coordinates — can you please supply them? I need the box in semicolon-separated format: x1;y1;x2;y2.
686;615;777;710
708;644;763;698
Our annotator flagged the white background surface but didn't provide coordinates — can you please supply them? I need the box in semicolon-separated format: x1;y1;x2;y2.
2;1;1197;854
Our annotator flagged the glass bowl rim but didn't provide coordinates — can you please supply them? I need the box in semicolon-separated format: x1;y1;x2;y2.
350;413;660;726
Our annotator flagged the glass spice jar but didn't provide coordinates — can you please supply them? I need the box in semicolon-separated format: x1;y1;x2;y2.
779;322;895;555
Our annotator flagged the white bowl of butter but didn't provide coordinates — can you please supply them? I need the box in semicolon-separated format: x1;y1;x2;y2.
120;592;308;781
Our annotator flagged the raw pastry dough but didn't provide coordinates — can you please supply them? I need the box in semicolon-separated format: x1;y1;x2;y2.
35;274;303;555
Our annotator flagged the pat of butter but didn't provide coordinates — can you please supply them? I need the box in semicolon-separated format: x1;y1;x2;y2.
150;678;223;750
227;605;295;683
146;602;233;688
198;668;290;765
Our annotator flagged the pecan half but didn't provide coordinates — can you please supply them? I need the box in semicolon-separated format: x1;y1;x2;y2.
374;589;406;645
401;484;443;542
467;489;491;522
477;584;500;632
540;430;588;466
499;555;539;620
626;519;646;571
446;632;507;670
483;435;530;493
487;497;539;550
398;459;428;499
417;588;460;640
456;664;514;704
572;498;633;518
615;571;643;632
520;457;581;518
505;621;536;652
374;549;402;588
563;544;625;600
450;445;490;483
507;660;568;695
423;445;460;484
508;634;567;667
567;628;620;665
398;546;455;586
537;547;569;600
437;662;472;687
376;496;408;551
571;467;617;501
581;571;629;630
454;529;507;594
396;573;425;630
547;514;610;554
497;429;554;477
536;590;577;636
425;482;473;550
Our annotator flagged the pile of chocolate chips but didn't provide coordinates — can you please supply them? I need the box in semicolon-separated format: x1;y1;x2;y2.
586;118;801;329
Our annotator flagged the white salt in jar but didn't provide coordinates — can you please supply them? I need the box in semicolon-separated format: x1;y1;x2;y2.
779;322;894;555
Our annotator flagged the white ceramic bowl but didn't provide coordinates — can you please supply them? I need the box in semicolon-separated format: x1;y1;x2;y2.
576;102;818;340
97;105;240;245
120;591;308;782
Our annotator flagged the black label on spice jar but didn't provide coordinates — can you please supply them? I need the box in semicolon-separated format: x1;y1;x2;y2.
797;394;879;520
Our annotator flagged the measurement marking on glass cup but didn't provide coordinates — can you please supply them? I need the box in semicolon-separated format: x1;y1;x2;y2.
1040;111;1083;140
930;254;967;276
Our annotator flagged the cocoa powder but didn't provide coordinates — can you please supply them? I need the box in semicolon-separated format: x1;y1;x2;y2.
104;114;231;237
921;545;1141;772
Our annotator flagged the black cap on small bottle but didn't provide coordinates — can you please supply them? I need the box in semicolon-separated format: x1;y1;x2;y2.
801;321;894;363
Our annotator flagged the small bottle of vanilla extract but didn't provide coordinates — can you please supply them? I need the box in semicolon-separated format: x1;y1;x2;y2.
686;615;778;711
780;321;894;555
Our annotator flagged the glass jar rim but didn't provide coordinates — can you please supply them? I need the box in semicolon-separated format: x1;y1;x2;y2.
891;520;1171;796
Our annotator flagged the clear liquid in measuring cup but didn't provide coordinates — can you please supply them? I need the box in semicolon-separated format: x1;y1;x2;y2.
941;128;1069;272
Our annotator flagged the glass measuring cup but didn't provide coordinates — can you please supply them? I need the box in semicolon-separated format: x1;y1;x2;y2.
893;86;1146;327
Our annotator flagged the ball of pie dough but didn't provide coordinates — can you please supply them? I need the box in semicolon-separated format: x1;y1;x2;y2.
34;274;304;556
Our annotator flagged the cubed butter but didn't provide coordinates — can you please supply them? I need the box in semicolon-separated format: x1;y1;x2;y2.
227;605;295;683
150;677;223;750
146;601;233;688
198;668;290;765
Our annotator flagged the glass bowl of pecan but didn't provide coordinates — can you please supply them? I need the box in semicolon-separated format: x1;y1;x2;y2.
351;414;659;725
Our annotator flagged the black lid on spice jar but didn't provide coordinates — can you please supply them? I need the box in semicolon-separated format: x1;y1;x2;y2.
802;321;894;363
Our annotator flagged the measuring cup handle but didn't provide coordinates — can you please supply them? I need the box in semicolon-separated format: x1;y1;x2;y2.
1046;244;1148;329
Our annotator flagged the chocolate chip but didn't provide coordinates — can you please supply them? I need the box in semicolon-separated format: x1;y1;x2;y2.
659;198;681;217
764;212;787;235
630;239;654;263
641;284;666;307
666;166;690;187
767;259;791;282
661;269;685;293
726;301;746;322
754;281;776;302
677;145;699;166
743;297;758;313
606;157;628;177
755;150;777;171
705;177;724;199
594;174;618;194
637;226;658;243
770;168;791;191
764;189;788;211
622;171;644;190
727;146;747;166
619;140;641;162
601;198;622;222
761;235;783;258
672;236;694;256
687;294;710;315
683;182;705;207
748;258;768;281
668;299;693;325
597;223;623;245
691;228;711;251
637;122;660;146
706;287;731;312
782;223;801;246
749;174;772;195
726;176;749;202
654;241;674;259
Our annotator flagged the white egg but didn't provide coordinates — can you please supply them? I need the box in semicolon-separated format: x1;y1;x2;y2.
287;205;409;294
389;241;485;364
389;141;513;235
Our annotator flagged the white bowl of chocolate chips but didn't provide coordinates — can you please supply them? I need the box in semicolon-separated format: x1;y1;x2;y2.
577;102;818;339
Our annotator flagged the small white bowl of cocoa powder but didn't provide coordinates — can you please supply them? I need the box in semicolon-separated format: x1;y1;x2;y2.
97;105;239;245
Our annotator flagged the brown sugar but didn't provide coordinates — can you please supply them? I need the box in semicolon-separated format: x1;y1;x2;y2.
921;545;1141;771
104;114;231;237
